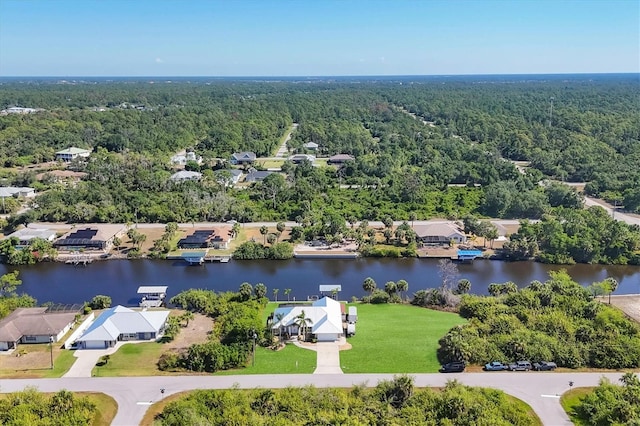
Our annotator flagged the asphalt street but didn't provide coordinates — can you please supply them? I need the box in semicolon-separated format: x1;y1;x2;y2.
0;372;633;425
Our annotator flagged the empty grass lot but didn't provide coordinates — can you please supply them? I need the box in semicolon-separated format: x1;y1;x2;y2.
340;303;466;373
215;343;316;375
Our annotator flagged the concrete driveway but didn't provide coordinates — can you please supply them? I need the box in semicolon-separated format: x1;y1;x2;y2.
292;338;344;374
63;342;140;378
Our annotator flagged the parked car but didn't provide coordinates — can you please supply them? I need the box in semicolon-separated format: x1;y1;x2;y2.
508;360;532;371
484;361;508;371
440;361;466;373
533;361;557;371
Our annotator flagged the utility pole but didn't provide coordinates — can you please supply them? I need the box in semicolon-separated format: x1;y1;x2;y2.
49;335;54;369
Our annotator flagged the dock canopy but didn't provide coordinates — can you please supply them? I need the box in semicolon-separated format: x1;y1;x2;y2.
319;285;341;292
137;286;168;295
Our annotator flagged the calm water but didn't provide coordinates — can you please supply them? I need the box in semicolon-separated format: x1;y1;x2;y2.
1;258;639;306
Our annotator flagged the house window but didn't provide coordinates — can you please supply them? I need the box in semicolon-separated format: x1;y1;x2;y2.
24;336;37;342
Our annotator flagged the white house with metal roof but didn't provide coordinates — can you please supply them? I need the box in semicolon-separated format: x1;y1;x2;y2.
271;297;344;342
75;306;170;349
55;147;91;162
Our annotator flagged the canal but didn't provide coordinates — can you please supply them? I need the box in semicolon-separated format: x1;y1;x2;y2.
1;258;639;306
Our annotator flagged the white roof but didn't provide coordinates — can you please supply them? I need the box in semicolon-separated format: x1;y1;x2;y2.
56;147;91;155
272;297;343;336
0;187;35;197
77;306;169;342
5;228;56;241
303;142;319;148
413;222;464;238
170;171;202;180
137;286;168;294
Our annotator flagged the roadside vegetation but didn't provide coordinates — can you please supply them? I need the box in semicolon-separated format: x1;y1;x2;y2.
152;376;540;426
561;373;640;425
0;388;117;426
437;270;640;369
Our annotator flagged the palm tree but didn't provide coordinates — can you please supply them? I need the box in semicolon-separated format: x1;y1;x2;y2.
274;312;285;341
604;277;619;304
296;310;313;341
181;311;194;327
396;279;409;301
273;288;279;301
456;279;471;294
284;288;291;301
385;281;397;295
363;277;376;295
409;212;417;228
231;222;241;238
260;226;269;244
276;221;286;234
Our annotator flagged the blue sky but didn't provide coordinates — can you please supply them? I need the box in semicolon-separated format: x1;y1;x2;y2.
1;0;638;76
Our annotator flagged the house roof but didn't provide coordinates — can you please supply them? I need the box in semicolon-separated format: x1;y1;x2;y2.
412;222;464;238
272;297;343;336
137;286;168;294
328;154;355;162
56;147;91;155
0;187;35;198
303;142;319;148
232;152;256;161
245;171;274;182
4;228;57;242
77;306;169;342
0;307;76;342
170;171;202;180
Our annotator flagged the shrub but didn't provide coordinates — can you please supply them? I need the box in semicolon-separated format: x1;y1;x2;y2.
370;289;390;304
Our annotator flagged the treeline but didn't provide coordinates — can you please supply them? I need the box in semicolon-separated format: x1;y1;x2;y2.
160;287;266;373
569;374;640;425
155;376;538;426
437;271;640;369
503;206;640;265
0;271;35;319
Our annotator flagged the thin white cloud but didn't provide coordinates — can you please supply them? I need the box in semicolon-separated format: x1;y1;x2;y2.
155;57;164;64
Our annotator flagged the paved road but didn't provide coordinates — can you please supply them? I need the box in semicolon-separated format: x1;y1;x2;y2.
0;372;633;425
274;123;299;158
584;196;640;226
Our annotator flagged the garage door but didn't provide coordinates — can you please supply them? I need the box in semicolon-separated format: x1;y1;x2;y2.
83;340;107;349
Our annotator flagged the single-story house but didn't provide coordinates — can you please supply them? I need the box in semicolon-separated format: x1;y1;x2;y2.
215;169;243;186
75;305;170;349
245;170;274;183
178;227;232;249
53;227;113;251
0;307;78;351
171;151;203;165
303;142;319;150
413;222;467;244
3;227;57;246
55;147;91;162
170;170;202;182
0;186;36;198
289;154;316;164
327;154;355;164
230;151;257;165
271;297;344;342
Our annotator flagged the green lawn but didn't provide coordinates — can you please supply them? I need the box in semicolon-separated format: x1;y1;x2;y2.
216;343;316;375
92;342;167;377
560;387;594;426
340;303;466;373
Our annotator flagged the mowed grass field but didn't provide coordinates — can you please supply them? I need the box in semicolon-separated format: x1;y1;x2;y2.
340;303;466;373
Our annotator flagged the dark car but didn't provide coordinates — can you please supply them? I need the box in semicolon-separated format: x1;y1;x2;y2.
533;361;557;371
508;360;532;371
440;361;466;373
484;361;508;371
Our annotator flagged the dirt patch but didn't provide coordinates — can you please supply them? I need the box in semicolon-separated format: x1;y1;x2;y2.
243;226;292;244
603;295;640;324
165;312;214;349
0;344;62;371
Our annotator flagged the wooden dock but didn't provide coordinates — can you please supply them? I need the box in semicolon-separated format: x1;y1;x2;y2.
65;254;93;266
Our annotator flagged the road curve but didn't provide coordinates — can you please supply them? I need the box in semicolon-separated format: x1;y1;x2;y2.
0;372;633;425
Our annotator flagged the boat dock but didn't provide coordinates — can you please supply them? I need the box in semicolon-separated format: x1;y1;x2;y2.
138;285;168;308
64;253;93;266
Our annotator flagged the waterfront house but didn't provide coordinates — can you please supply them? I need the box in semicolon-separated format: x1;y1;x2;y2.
53;227;117;251
271;297;344;342
75;305;170;349
0;307;78;351
3;227;57;247
177;227;231;249
55;147;91;162
230;151;257;165
413;222;466;245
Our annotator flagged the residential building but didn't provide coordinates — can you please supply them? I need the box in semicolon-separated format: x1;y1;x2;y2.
303;142;319;150
75;306;170;349
215;169;243;186
55;147;91;162
177;227;232;249
327;154;355;164
230;151;257;165
53;227;115;251
289;154;316;164
412;222;467;244
0;186;36;198
171;151;203;166
3;228;57;247
245;170;274;183
0;307;79;351
271;297;345;342
170;170;202;182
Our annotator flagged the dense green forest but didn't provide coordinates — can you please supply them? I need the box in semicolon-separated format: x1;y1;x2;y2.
1;75;638;226
155;376;538;426
0;388;99;425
